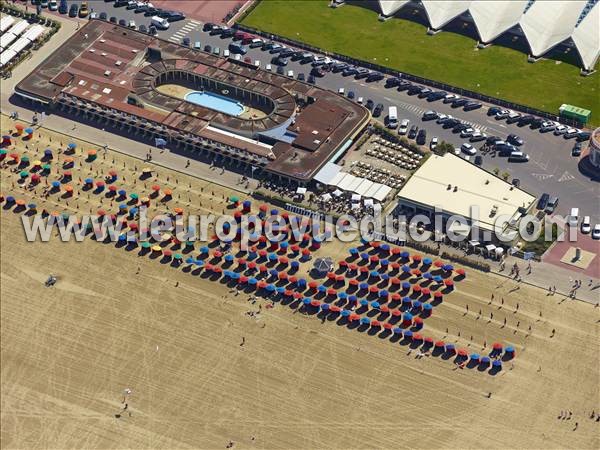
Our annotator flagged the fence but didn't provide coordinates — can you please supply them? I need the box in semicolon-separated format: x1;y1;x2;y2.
234;23;585;129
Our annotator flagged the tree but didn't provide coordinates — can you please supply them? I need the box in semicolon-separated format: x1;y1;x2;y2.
435;141;454;156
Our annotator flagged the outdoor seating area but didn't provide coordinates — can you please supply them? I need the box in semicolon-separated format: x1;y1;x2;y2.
366;136;423;171
349;161;405;188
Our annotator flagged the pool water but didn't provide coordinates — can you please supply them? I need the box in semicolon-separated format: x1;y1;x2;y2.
184;91;244;116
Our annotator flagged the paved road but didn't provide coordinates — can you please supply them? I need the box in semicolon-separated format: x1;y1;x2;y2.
17;2;600;224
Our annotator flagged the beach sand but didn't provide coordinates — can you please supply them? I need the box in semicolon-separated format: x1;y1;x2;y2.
1;116;599;449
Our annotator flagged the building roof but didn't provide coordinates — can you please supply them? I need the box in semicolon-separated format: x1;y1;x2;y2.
421;0;472;29
378;0;411;16
16;20;369;182
469;0;528;43
397;153;535;232
520;0;587;57
572;3;600;70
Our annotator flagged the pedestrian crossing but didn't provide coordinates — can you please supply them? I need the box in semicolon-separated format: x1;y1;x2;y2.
395;100;489;133
168;20;202;43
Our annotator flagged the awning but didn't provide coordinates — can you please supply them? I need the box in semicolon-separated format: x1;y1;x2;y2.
332;189;343;197
296;187;307;195
321;193;332;201
469;240;480;247
313;162;342;185
351;193;361;202
485;244;497;252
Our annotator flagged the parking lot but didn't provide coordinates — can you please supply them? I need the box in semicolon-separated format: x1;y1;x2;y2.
23;1;600;227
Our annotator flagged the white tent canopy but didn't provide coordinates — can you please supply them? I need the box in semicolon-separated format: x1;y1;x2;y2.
378;0;410;16
296;187;307;195
520;0;586;57
421;0;471;29
572;3;600;71
313;162;342;185
470;0;528;43
0;16;15;33
372;184;393;202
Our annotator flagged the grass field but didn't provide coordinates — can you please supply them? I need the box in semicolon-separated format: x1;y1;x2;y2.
241;1;599;126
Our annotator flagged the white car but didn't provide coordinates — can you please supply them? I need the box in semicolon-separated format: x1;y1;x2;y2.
223;49;230;57
470;131;487;142
287;70;294;77
254;60;260;67
128;20;136;29
581;216;591;234
338;87;345;95
48;0;58;10
540;121;556;132
553;124;568;135
357;97;363;104
430;137;438;150
461;143;476;156
436;114;448;124
460;127;475;138
398;119;409;135
592;224;600;240
444;94;458;103
265;64;272;71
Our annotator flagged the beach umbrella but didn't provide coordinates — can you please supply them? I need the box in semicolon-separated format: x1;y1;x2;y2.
404;330;413;339
359;299;369;306
141;241;151;248
504;346;515;359
83;177;94;184
379;290;389;298
400;251;410;259
224;254;234;263
457;348;468;357
302;297;311;306
470;354;480;361
492;343;503;351
423;257;433;266
320;303;330;311
445;344;456;353
185;257;195;264
174;253;183;260
443;264;454;272
456;268;466;277
393;327;403;335
341;309;351;318
338;292;348;300
401;265;411;273
359;282;369;291
50;180;61;188
19;170;29;178
480;356;491;366
24;127;34;135
371;301;381;309
401;281;411;290
360;317;371;325
492;360;502;369
310;299;321;307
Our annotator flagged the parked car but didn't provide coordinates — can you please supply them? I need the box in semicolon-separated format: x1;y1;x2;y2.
126;1;138;10
442;118;460;129
461;143;476;156
529;118;544;129
407;85;423;96
100;11;108;20
373;103;384;117
109;16;118;24
416;129;427;145
427;91;446;102
506;112;522;124
148;25;157;35
572;142;583;157
545;196;559;214
366;72;384;82
355;68;370;79
451;98;469;108
463;101;482;111
385;77;401;88
443;94;458;103
58;0;68;14
114;0;129;7
452;123;469;134
398;119;409;135
276;66;284;75
118;19;127;26
297;73;305;81
430;137;438;150
310;67;324;77
342;67;359;77
436;114;449;124
397;80;411;91
417;88;432;98
576;131;591;142
203;44;212;53
508;151;529;162
48;0;58;11
507;134;524;146
486;136;502;145
128;20;136;29
553;124;568;135
537;193;550;210
68;3;78;17
470;131;487;142
474;155;483;166
347;91;355;100
581;216;591;234
540;121;556;132
487;106;502;116
496;143;518;156
422;110;438;121
365;99;374;111
307;74;316;84
592;224;600;240
408;125;418;139
332;62;348;73
495;109;510;120
563;128;580;139
517;115;534;126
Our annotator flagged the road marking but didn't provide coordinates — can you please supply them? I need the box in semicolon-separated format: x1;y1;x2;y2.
531;173;554;181
558;171;575;182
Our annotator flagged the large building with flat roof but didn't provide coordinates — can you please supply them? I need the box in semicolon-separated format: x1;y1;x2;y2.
396;153;536;243
15;20;369;184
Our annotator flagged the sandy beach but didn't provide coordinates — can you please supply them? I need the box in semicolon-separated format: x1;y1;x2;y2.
1;116;599;449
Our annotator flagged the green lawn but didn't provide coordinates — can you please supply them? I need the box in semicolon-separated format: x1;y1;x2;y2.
241;0;599;126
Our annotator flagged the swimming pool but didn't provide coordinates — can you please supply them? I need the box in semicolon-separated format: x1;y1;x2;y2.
184;91;245;116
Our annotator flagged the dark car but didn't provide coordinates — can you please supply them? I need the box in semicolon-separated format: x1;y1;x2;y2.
280;49;295;58
138;24;147;33
408;125;418;139
416;129;427;145
261;42;274;51
271;56;288;66
203;22;215;32
307;74;316;84
269;45;284;54
118;18;127;26
203;44;212;52
290;51;305;61
297;73;305;81
572;142;583;156
68;3;78;17
426;91;446;102
451;98;469;108
135;3;149;13
331;62;348;73
517;115;534;126
366;72;384;82
385;77;401;88
507;134;524;146
58;0;68;13
529;117;544;129
421;111;438;121
144;7;160;16
148;25;157;35
99;11;108;20
355;68;370;79
486;136;502;145
347;91;355;99
464;101;482;111
452;123;469;133
474;155;483;166
407;85;422;96
442;118;460;129
373;103;384;118
487;106;502;116
417;88;432;98
496;143;518;156
365;99;374;111
537;193;550;211
221;28;236;38
126;1;138;9
109;16;117;23
342;67;359;77
576;131;591;142
397;80;412;91
114;0;129;7
165;11;186;22
310;67;325;77
182;37;191;47
276;66;284;75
